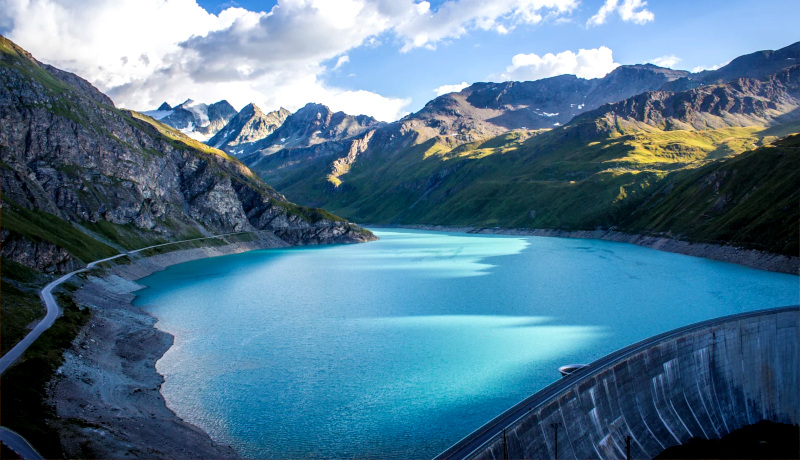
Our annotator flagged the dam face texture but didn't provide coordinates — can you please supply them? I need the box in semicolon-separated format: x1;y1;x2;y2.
437;307;799;460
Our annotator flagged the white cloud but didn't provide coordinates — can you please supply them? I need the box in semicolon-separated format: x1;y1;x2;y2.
0;0;580;121
433;81;470;95
648;55;680;68
393;0;579;52
0;0;250;88
493;46;620;81
586;0;617;26
333;55;350;71
692;63;725;73
587;0;653;26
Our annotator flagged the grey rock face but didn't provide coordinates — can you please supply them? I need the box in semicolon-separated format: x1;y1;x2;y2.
0;228;81;273
241;64;693;179
416;63;690;137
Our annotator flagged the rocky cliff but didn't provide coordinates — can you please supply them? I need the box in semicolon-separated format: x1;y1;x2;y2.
0;34;375;274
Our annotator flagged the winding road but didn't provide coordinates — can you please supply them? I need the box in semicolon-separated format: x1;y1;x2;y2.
0;231;254;457
0;427;44;460
0;253;127;374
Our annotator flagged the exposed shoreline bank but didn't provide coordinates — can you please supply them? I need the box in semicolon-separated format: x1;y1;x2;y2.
383;225;799;275
48;234;293;458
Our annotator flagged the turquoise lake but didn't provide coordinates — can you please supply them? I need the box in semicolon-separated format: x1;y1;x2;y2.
133;229;799;459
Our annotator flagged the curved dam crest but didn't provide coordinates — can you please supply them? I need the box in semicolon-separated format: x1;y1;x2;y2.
439;307;800;460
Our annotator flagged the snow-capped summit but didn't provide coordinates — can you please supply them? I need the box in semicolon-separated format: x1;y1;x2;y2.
141;99;237;141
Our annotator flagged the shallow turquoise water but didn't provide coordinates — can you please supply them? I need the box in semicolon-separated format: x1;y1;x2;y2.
134;229;799;459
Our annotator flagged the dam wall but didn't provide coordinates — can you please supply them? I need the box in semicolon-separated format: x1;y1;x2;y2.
436;307;799;460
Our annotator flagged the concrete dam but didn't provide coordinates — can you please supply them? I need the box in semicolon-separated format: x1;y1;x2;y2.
436;306;799;460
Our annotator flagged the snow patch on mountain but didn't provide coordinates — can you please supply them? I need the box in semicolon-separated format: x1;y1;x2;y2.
178;99;211;127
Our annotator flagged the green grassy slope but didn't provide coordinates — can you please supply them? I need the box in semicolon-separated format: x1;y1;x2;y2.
265;118;799;256
620;134;800;254
1;199;119;263
271;119;794;227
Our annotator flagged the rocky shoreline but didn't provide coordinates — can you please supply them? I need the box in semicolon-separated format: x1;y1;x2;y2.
48;234;294;459
388;225;800;275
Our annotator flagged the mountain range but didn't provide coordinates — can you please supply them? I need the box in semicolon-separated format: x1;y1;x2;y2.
183;40;798;257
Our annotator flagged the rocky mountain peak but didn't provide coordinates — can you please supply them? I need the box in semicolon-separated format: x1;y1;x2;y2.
293;102;333;123
566;64;800;141
206;100;237;124
242;102;262;114
177;98;198;108
149;98;237;141
406;67;688;140
660;41;800;92
606;63;688;79
206;103;292;155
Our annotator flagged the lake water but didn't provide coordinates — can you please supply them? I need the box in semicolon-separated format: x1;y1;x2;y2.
133;229;799;459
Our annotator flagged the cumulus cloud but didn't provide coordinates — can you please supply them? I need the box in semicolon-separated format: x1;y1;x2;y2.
393;0;579;52
0;0;249;88
493;46;620;81
433;81;470;95
0;0;579;121
587;0;654;26
648;55;680;68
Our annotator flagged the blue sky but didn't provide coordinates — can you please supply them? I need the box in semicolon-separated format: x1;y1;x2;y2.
1;0;798;121
322;0;800;114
